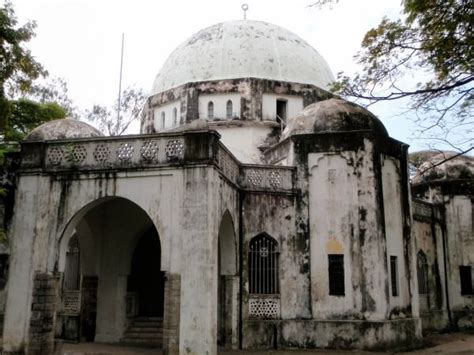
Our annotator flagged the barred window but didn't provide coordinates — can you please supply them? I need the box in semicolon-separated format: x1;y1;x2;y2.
208;101;214;119
64;234;80;290
248;234;279;294
460;265;473;295
328;254;345;296
417;251;429;295
390;255;399;297
226;100;233;118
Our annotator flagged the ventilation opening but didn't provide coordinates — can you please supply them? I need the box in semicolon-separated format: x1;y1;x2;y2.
276;99;287;122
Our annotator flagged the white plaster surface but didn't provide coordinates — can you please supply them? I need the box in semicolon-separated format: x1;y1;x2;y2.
154;100;181;131
214;125;272;163
262;94;304;121
152;20;334;94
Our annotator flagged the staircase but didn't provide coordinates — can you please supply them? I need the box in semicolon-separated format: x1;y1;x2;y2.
122;316;163;348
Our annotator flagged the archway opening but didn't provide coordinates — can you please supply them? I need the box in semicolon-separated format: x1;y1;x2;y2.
57;197;165;347
217;211;237;349
129;227;165;317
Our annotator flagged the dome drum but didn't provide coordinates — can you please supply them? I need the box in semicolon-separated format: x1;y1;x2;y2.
141;77;333;134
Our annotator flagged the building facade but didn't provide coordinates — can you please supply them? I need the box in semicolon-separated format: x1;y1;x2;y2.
0;20;472;355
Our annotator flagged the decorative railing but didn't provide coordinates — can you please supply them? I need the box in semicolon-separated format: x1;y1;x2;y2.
240;165;294;191
249;294;280;319
44;137;184;169
215;144;240;184
21;131;295;191
60;290;81;316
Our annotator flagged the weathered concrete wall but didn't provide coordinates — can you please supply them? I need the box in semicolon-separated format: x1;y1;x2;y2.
445;195;474;328
308;144;388;321
412;200;449;331
381;157;411;316
412;177;474;330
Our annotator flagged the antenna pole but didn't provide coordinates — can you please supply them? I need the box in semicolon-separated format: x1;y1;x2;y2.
117;33;125;122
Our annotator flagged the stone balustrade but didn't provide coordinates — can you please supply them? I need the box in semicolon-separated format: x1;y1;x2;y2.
21;131;295;192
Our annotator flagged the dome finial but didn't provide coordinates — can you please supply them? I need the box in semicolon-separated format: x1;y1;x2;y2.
241;4;249;20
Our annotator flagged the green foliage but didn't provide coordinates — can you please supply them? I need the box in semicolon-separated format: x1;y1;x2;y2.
0;2;72;142
330;0;473;151
0;1;46;97
6;99;65;141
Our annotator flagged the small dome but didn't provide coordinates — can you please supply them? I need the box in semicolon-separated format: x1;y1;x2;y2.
282;98;388;139
152;20;334;94
25;118;103;141
411;151;474;184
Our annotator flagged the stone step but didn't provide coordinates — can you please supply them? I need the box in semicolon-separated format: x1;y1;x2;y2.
132;322;163;328
127;326;163;333
121;338;163;347
134;317;163;322
123;332;163;339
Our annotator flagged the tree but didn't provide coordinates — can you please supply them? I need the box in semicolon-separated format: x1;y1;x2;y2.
311;0;473;154
85;87;146;136
5;99;65;141
0;1;46;131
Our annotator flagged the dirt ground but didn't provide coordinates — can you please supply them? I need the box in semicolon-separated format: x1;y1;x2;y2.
57;331;474;354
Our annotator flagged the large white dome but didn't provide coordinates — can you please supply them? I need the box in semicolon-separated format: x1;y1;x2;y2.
151;20;334;95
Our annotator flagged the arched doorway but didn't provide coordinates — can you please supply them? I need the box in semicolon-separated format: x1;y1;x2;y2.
217;211;238;349
57;197;165;346
129;227;165;317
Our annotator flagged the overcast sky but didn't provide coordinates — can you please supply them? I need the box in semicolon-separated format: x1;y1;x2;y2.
10;0;429;151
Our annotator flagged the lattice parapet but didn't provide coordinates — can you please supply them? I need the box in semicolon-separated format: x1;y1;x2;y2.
117;142;135;162
249;295;280;319
47;146;64;166
60;290;81;316
165;139;184;161
68;145;87;164
140;140;159;162
93;144;110;164
241;167;293;191
216;146;240;183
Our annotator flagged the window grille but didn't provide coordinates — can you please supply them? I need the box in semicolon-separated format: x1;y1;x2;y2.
328;254;345;295
208;101;214;119
390;255;399;297
417;251;429;294
226;100;233;118
173;107;178;126
460;265;473;295
64;234;80;290
248;234;279;294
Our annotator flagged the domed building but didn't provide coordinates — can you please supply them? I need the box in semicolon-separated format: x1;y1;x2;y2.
1;19;472;355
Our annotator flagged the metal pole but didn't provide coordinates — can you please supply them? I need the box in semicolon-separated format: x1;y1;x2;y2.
117;33;125;122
